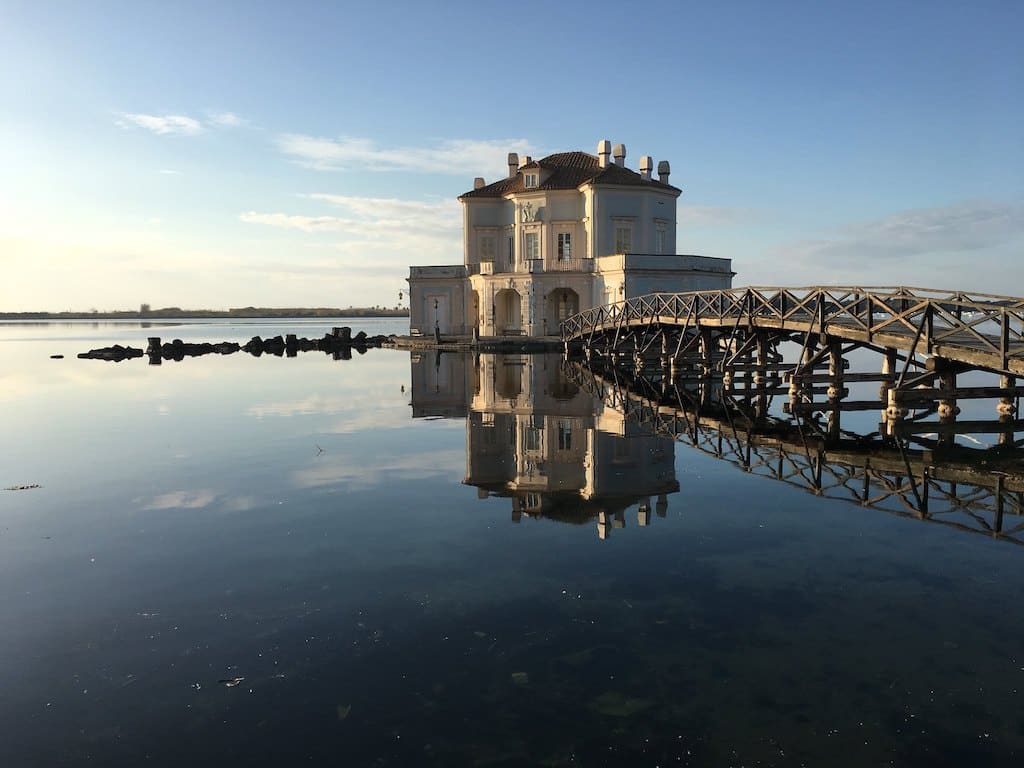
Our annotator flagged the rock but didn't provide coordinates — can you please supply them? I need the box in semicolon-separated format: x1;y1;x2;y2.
80;329;388;364
77;345;145;362
243;336;265;355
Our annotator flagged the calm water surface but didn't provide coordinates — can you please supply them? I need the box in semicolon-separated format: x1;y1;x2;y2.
1;320;1022;767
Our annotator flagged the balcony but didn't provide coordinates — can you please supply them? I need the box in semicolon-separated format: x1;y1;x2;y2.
546;258;594;273
473;259;513;275
514;258;595;274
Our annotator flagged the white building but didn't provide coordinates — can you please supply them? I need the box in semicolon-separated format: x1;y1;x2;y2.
408;139;734;338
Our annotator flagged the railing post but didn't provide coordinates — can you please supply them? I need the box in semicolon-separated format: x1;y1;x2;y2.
1001;307;1010;370
925;303;933;354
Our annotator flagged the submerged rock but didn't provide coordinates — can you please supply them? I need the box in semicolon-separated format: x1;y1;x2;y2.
591;691;652;717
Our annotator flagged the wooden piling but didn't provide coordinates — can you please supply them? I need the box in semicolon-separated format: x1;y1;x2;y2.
827;341;844;402
936;363;959;424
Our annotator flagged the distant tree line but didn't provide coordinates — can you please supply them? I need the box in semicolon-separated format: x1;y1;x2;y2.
0;306;409;320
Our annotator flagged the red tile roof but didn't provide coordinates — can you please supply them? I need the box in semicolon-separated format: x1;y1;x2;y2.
459;150;680;199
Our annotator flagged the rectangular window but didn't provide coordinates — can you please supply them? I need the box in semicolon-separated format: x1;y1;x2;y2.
525;232;539;261
557;232;572;260
524;173;538;188
557;420;572;450
614;226;632;254
655;228;666;254
524;426;541;451
479;235;495;262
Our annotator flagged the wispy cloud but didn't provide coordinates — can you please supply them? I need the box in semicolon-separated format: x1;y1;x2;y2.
276;134;538;176
760;200;1024;289
117;113;204;136
243;194;460;228
158;169;180;175
118;110;246;136
785;200;1024;267
239;212;349;233
208;111;246;128
240;194;462;271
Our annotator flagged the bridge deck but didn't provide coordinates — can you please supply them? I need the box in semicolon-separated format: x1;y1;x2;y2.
562;287;1024;376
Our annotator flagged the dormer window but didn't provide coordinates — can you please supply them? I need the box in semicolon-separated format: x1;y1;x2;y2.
524;173;538;188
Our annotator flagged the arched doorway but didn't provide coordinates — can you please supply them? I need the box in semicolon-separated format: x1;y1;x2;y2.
546;288;579;334
494;289;521;335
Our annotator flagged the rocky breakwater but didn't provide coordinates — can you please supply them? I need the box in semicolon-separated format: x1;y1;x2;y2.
76;344;146;362
76;327;391;363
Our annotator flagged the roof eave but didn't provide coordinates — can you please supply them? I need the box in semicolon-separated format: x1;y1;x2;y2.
578;180;683;196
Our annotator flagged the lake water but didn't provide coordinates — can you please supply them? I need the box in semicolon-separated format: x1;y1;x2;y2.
2;320;1023;767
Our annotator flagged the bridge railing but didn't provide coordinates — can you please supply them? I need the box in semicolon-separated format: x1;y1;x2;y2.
562;286;1024;372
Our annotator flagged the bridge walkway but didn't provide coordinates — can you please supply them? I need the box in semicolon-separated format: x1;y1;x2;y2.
561;286;1024;377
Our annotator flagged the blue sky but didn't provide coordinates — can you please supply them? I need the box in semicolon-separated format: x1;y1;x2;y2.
1;0;1021;311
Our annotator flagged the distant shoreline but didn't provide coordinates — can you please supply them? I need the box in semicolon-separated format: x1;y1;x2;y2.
0;307;410;320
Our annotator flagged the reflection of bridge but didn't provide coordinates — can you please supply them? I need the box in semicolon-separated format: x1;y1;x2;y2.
562;287;1024;431
567;361;1024;545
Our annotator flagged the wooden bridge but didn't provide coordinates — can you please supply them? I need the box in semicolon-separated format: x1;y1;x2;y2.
565;361;1024;545
561;286;1024;429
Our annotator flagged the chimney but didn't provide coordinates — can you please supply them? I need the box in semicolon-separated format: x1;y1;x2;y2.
612;143;626;166
639;156;653;180
507;153;519;178
597;139;611;168
657;160;671;183
473;177;485;190
520;155;532;167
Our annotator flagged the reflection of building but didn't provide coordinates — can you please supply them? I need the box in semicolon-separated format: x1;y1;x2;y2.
409;352;474;419
407;140;734;337
411;352;679;538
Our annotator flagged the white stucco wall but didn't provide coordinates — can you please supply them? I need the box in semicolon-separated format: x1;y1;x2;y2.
583;186;679;257
408;266;469;335
594;254;734;301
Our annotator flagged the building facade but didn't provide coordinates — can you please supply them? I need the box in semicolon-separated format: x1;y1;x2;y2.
408;139;735;337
